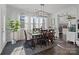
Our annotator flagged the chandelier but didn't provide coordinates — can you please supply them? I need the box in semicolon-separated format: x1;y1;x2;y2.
40;4;44;17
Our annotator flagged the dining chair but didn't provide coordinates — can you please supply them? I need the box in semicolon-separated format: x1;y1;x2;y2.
48;31;55;44
24;30;35;49
39;31;47;46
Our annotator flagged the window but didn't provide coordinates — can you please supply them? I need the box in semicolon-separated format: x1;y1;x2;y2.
44;17;48;29
20;15;48;32
25;16;28;30
31;16;48;31
20;15;28;31
33;17;39;28
20;16;25;28
31;17;33;31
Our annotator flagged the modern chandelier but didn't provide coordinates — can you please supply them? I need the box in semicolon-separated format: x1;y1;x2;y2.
40;4;44;17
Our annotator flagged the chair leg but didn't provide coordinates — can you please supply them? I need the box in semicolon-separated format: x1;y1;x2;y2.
51;39;53;44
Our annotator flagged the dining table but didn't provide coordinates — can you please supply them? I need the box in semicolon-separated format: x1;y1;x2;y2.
32;33;41;39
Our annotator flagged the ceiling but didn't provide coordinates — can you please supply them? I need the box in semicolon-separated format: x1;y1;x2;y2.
9;4;79;15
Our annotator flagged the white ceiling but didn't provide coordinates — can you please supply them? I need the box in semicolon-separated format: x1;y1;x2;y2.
9;4;79;14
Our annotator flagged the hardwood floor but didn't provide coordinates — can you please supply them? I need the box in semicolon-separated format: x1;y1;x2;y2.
1;38;79;55
35;39;79;55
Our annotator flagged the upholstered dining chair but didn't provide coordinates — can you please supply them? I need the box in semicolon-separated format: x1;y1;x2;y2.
48;31;55;44
24;30;35;49
40;30;48;46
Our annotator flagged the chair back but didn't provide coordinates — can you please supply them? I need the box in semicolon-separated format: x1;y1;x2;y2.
24;30;27;40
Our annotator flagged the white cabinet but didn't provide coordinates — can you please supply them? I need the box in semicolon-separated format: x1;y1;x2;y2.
76;40;79;46
76;20;79;46
66;32;76;44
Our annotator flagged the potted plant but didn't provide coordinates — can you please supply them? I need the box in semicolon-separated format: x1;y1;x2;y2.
8;19;20;44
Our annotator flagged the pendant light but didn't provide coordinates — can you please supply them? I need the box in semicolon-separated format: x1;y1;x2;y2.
40;4;45;29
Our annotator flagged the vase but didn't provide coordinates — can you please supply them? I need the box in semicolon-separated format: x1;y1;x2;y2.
11;32;16;44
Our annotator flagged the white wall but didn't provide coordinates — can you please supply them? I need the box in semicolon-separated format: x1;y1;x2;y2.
6;5;33;42
0;4;6;54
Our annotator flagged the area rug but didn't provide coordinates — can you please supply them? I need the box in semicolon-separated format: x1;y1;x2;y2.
11;44;53;55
